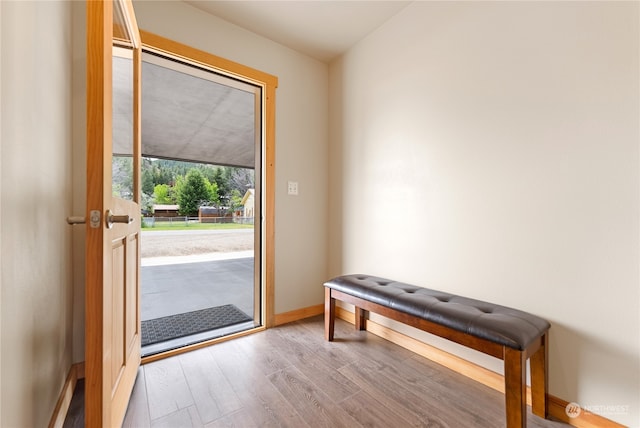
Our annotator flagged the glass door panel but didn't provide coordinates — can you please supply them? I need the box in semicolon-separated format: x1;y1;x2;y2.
136;51;263;356
112;47;135;200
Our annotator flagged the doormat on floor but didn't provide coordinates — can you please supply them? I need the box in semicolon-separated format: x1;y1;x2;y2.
141;304;252;346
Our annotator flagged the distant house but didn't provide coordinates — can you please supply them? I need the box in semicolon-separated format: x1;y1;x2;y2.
241;189;255;218
199;206;232;223
152;204;179;217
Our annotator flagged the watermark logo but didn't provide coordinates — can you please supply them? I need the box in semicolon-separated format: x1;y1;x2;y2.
565;402;582;419
565;402;630;419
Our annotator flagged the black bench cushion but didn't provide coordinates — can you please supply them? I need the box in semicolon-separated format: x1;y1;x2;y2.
325;274;550;351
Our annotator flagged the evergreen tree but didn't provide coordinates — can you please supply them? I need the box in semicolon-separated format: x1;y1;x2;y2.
177;169;210;216
141;167;155;195
207;180;220;206
212;166;231;202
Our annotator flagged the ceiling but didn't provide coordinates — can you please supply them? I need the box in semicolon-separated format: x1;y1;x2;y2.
114;53;259;169
183;1;411;63
115;2;412;168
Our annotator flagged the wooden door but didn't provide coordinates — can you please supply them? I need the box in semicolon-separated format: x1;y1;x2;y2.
85;1;142;426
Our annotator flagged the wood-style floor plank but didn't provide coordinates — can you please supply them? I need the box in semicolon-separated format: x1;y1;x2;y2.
204;409;257;428
267;365;360;427
340;390;416;427
150;406;202;428
269;327;360;403
122;367;151;427
232;330;293;376
403;354;505;426
338;357;453;427
272;319;360;371
300;314;417;367
179;347;244;424
112;316;568;427
375;354;500;427
209;338;308;428
143;356;195;421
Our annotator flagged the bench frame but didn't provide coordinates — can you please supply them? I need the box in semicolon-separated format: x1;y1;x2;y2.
325;287;549;428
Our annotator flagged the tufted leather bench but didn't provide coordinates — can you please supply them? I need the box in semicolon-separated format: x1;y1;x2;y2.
324;274;550;428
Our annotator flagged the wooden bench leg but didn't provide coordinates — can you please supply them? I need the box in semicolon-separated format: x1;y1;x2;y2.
530;334;548;418
504;347;527;428
355;306;366;331
324;287;335;341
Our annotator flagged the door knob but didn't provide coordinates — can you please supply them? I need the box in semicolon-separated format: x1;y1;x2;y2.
106;209;134;229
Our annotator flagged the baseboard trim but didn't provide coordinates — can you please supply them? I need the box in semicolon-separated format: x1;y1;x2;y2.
335;307;625;428
274;303;324;326
48;362;85;428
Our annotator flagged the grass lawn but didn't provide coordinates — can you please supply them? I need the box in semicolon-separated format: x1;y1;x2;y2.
142;221;254;231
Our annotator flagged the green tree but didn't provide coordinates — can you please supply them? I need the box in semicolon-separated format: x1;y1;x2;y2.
173;175;185;204
153;184;173;204
112;156;133;198
141;162;155;195
229;189;243;213
140;192;155;216
212;166;231;202
199;164;217;184
177;169;210;216
207;180;219;206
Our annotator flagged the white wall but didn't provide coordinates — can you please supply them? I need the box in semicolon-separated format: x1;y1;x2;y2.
329;2;639;426
132;1;329;315
71;0;86;365
0;1;74;426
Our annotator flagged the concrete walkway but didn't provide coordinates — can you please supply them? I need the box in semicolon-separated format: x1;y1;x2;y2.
140;231;256;355
141;250;253;267
140;253;257;355
141;255;255;321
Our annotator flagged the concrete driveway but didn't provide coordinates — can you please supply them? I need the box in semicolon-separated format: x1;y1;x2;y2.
140;229;257;354
141;255;255;321
141;229;255;320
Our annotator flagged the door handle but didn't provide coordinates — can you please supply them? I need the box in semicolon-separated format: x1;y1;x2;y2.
67;210;102;228
105;209;134;229
66;216;86;225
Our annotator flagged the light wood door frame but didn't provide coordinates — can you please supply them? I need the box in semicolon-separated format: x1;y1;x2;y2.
85;1;142;426
139;31;278;363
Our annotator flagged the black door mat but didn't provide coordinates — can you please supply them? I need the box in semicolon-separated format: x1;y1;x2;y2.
141;304;252;346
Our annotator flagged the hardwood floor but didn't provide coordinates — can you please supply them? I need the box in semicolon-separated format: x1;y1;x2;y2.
118;315;568;427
